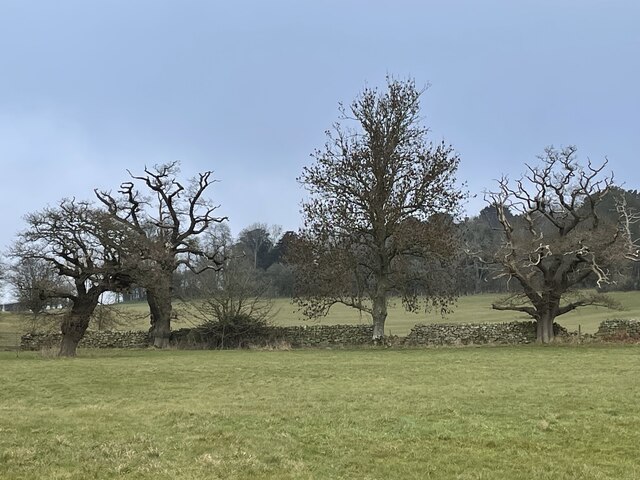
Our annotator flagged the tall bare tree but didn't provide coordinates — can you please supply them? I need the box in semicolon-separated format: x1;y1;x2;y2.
485;146;622;343
617;193;640;262
237;223;282;269
293;77;465;340
96;162;226;348
12;199;132;356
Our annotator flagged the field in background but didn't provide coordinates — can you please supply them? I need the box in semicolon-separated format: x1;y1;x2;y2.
1;346;639;479
2;291;640;348
267;291;640;336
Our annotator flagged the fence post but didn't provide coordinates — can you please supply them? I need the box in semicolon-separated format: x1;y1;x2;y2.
578;324;581;342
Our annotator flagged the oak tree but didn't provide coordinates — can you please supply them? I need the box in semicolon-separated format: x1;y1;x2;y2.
12;199;132;356
96;162;226;348
486;146;622;343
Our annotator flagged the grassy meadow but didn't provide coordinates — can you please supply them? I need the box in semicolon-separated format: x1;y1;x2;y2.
2;291;640;348
263;291;640;336
1;346;639;479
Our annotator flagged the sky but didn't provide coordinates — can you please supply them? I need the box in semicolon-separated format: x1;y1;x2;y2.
1;0;639;257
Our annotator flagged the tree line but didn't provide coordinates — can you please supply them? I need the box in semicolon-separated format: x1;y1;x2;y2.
1;77;639;354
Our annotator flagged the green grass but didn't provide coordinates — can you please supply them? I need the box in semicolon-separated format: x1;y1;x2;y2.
2;291;640;347
1;346;639;479
267;291;640;336
106;291;640;335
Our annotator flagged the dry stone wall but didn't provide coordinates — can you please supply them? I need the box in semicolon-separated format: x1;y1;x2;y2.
272;324;374;346
20;331;150;351
21;319;639;350
170;324;374;348
405;322;534;345
596;319;640;339
404;321;570;345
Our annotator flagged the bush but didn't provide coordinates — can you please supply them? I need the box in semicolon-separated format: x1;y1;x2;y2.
190;313;271;349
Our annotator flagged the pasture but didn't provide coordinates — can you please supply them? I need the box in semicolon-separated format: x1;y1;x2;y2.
1;346;639;479
2;291;640;348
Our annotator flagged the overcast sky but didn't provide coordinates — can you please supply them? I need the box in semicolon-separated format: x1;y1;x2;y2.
1;0;639;257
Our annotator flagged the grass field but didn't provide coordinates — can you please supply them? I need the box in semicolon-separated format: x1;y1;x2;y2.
1;346;639;479
2;291;640;348
263;291;640;336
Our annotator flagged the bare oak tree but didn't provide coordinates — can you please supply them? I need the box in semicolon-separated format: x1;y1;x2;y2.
486;146;622;343
12;199;132;356
96;162;226;348
293;78;465;340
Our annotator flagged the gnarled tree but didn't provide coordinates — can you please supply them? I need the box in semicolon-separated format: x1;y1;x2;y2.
12;199;132;356
96;162;226;348
292;77;465;340
486;146;622;343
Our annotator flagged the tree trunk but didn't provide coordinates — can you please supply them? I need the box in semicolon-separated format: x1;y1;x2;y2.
536;293;562;344
147;285;173;348
59;334;81;357
59;299;97;357
536;311;555;344
372;291;388;342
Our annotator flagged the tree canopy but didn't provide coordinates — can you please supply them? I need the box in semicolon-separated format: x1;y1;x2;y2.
292;77;466;340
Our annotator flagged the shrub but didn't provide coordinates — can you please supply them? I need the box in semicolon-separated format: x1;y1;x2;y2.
190;313;271;349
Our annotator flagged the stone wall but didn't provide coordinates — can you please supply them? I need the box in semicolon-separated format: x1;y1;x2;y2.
273;324;374;347
20;319;639;351
20;331;150;351
404;321;556;346
20;325;374;351
171;324;374;348
596;319;640;339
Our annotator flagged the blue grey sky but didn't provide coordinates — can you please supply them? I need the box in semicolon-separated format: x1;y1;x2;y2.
1;0;639;256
